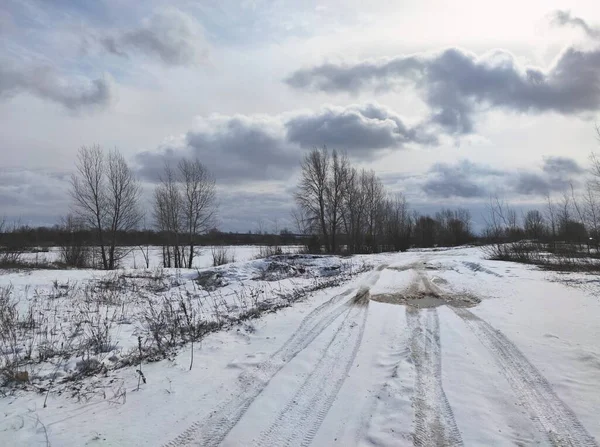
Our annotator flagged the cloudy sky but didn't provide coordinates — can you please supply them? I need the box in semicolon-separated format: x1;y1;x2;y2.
1;0;600;232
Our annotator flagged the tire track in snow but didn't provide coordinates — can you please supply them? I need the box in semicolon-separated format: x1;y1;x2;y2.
163;266;385;447
407;307;463;447
451;307;597;447
355;306;414;446
253;300;369;446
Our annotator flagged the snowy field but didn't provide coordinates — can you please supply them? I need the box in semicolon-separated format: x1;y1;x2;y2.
18;245;305;269
1;246;599;446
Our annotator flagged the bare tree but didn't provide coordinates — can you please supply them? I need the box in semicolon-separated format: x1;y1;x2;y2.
295;147;330;252
524;210;546;239
106;150;142;269
383;193;412;251
0;218;25;266
291;207;312;235
435;208;472;246
362;170;385;252
506;207;519;232
586;152;600;236
71;146;141;270
179;159;217;268
71;146;108;268
154;163;183;267
340;167;366;254
484;196;521;241
583;181;600;247
557;191;572;238
325;150;348;253
456;208;473;238
154;159;217;268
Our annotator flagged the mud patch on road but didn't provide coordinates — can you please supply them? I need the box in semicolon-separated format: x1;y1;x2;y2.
351;286;371;307
371;270;480;308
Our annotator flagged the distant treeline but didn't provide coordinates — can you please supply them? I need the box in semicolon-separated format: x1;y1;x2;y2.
0;226;306;250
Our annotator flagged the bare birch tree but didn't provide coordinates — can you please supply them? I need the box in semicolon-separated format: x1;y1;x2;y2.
71;145;107;268
106;150;142;269
362;170;385;252
71;145;141;270
153;159;217;268
154;163;183;267
179;159;217;268
340;167;366;253
325;150;348;253
295;147;330;252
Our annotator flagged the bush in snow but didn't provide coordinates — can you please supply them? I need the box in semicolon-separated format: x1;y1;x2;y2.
212;246;235;266
0;285;21;383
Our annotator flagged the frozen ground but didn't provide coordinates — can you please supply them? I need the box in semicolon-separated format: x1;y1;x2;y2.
1;247;599;446
18;245;304;269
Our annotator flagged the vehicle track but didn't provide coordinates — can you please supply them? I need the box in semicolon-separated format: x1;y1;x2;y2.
452;307;598;447
253;300;369;446
163;266;384;447
461;261;502;277
357;306;414;446
407;307;463;446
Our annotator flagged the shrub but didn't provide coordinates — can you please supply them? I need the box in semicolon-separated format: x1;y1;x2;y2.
211;246;234;266
0;286;21;382
59;243;89;268
256;245;283;259
482;241;544;264
305;235;321;254
483;241;600;272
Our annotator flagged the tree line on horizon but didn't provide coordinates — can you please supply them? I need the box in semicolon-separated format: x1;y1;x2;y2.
2;137;600;269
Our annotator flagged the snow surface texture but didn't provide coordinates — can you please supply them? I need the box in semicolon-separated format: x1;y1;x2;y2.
17;245;305;270
1;246;599;446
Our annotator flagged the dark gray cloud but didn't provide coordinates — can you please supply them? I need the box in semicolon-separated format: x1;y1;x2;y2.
513;172;551;195
542;155;584;175
134;147;186;182
286;57;420;95
287;46;600;134
136;104;439;183
422;160;502;198
512;156;584;195
0;64;111;110
0;168;70;225
513;155;585;195
135;114;297;183
285;103;436;157
422;157;584;199
101;9;207;66
550;10;600;40
186;116;297;181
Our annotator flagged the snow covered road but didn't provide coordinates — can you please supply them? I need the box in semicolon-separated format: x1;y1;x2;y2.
2;247;599;446
163;252;598;446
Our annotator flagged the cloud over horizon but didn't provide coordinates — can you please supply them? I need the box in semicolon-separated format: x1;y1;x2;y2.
134;102;440;183
287;46;600;134
286;104;436;156
0;64;112;110
421;156;584;199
